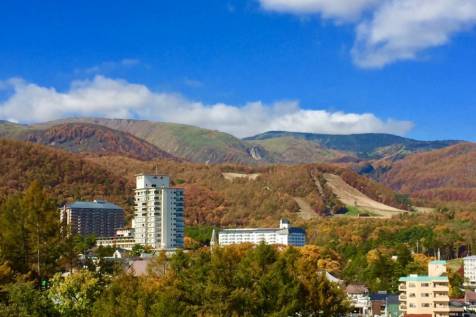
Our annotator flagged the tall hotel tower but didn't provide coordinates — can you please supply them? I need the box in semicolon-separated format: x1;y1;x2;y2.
133;174;184;249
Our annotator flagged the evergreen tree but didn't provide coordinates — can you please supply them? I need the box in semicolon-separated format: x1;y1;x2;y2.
0;181;61;277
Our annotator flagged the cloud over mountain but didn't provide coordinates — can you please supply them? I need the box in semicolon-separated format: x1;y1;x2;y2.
259;0;476;68
0;76;413;137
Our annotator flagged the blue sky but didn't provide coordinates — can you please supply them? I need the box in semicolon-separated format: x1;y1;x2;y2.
0;0;475;140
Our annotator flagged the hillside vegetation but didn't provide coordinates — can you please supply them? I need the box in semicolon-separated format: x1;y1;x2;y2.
374;143;476;206
248;136;346;163
0;119;464;165
17;123;178;161
0;122;178;161
246;131;461;160
42;118;259;164
0;139;130;207
87;156;412;226
0;120;26;137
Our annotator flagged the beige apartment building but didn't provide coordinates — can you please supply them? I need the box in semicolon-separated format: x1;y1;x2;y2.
399;260;450;317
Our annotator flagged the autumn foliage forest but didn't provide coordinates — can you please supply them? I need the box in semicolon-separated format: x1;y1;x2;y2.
371;143;476;209
0;138;475;315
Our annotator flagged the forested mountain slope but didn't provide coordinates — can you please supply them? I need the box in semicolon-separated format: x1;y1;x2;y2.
0;139;130;206
41;118;261;164
87;156;412;225
15;123;177;161
246;131;461;160
0;119;463;164
372;143;476;205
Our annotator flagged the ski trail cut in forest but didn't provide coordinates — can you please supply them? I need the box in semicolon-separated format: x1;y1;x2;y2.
294;197;318;220
323;173;408;218
222;173;261;181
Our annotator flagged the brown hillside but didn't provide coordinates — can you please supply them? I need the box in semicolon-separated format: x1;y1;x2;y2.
87;156;410;226
0;139;131;207
0;138;414;228
17;123;177;161
377;143;476;204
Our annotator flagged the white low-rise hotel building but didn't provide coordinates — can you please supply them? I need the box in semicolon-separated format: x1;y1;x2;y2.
464;255;476;287
213;219;305;247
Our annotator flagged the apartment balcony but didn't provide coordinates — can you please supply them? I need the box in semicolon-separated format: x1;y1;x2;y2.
399;284;407;291
399;304;407;311
433;291;449;299
399;294;407;301
433;283;449;291
434;302;449;308
433;306;450;313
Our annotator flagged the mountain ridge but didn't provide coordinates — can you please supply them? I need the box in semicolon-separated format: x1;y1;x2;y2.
367;142;476;206
0;122;179;161
245;130;462;160
0;118;468;164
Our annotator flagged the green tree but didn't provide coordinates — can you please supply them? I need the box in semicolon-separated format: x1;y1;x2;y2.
448;269;464;298
0;279;56;317
130;244;153;257
22;181;61;277
48;270;103;317
299;272;350;317
93;273;155;317
0;194;30;274
0;182;61;277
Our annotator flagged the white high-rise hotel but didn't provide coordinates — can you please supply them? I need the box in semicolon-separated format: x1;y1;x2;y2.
133;174;184;249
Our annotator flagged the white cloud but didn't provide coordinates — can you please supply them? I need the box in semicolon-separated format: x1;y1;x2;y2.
353;0;476;68
75;58;142;75
259;0;379;20
0;76;413;137
183;78;204;88
258;0;476;68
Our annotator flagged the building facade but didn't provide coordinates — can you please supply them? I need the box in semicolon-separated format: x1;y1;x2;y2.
133;174;184;250
346;284;371;317
60;200;124;237
214;219;305;247
399;260;450;317
96;236;136;250
464;256;476;287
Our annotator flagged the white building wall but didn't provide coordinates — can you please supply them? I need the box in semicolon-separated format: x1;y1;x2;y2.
464;256;476;285
133;174;184;250
217;220;305;247
136;174;170;189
